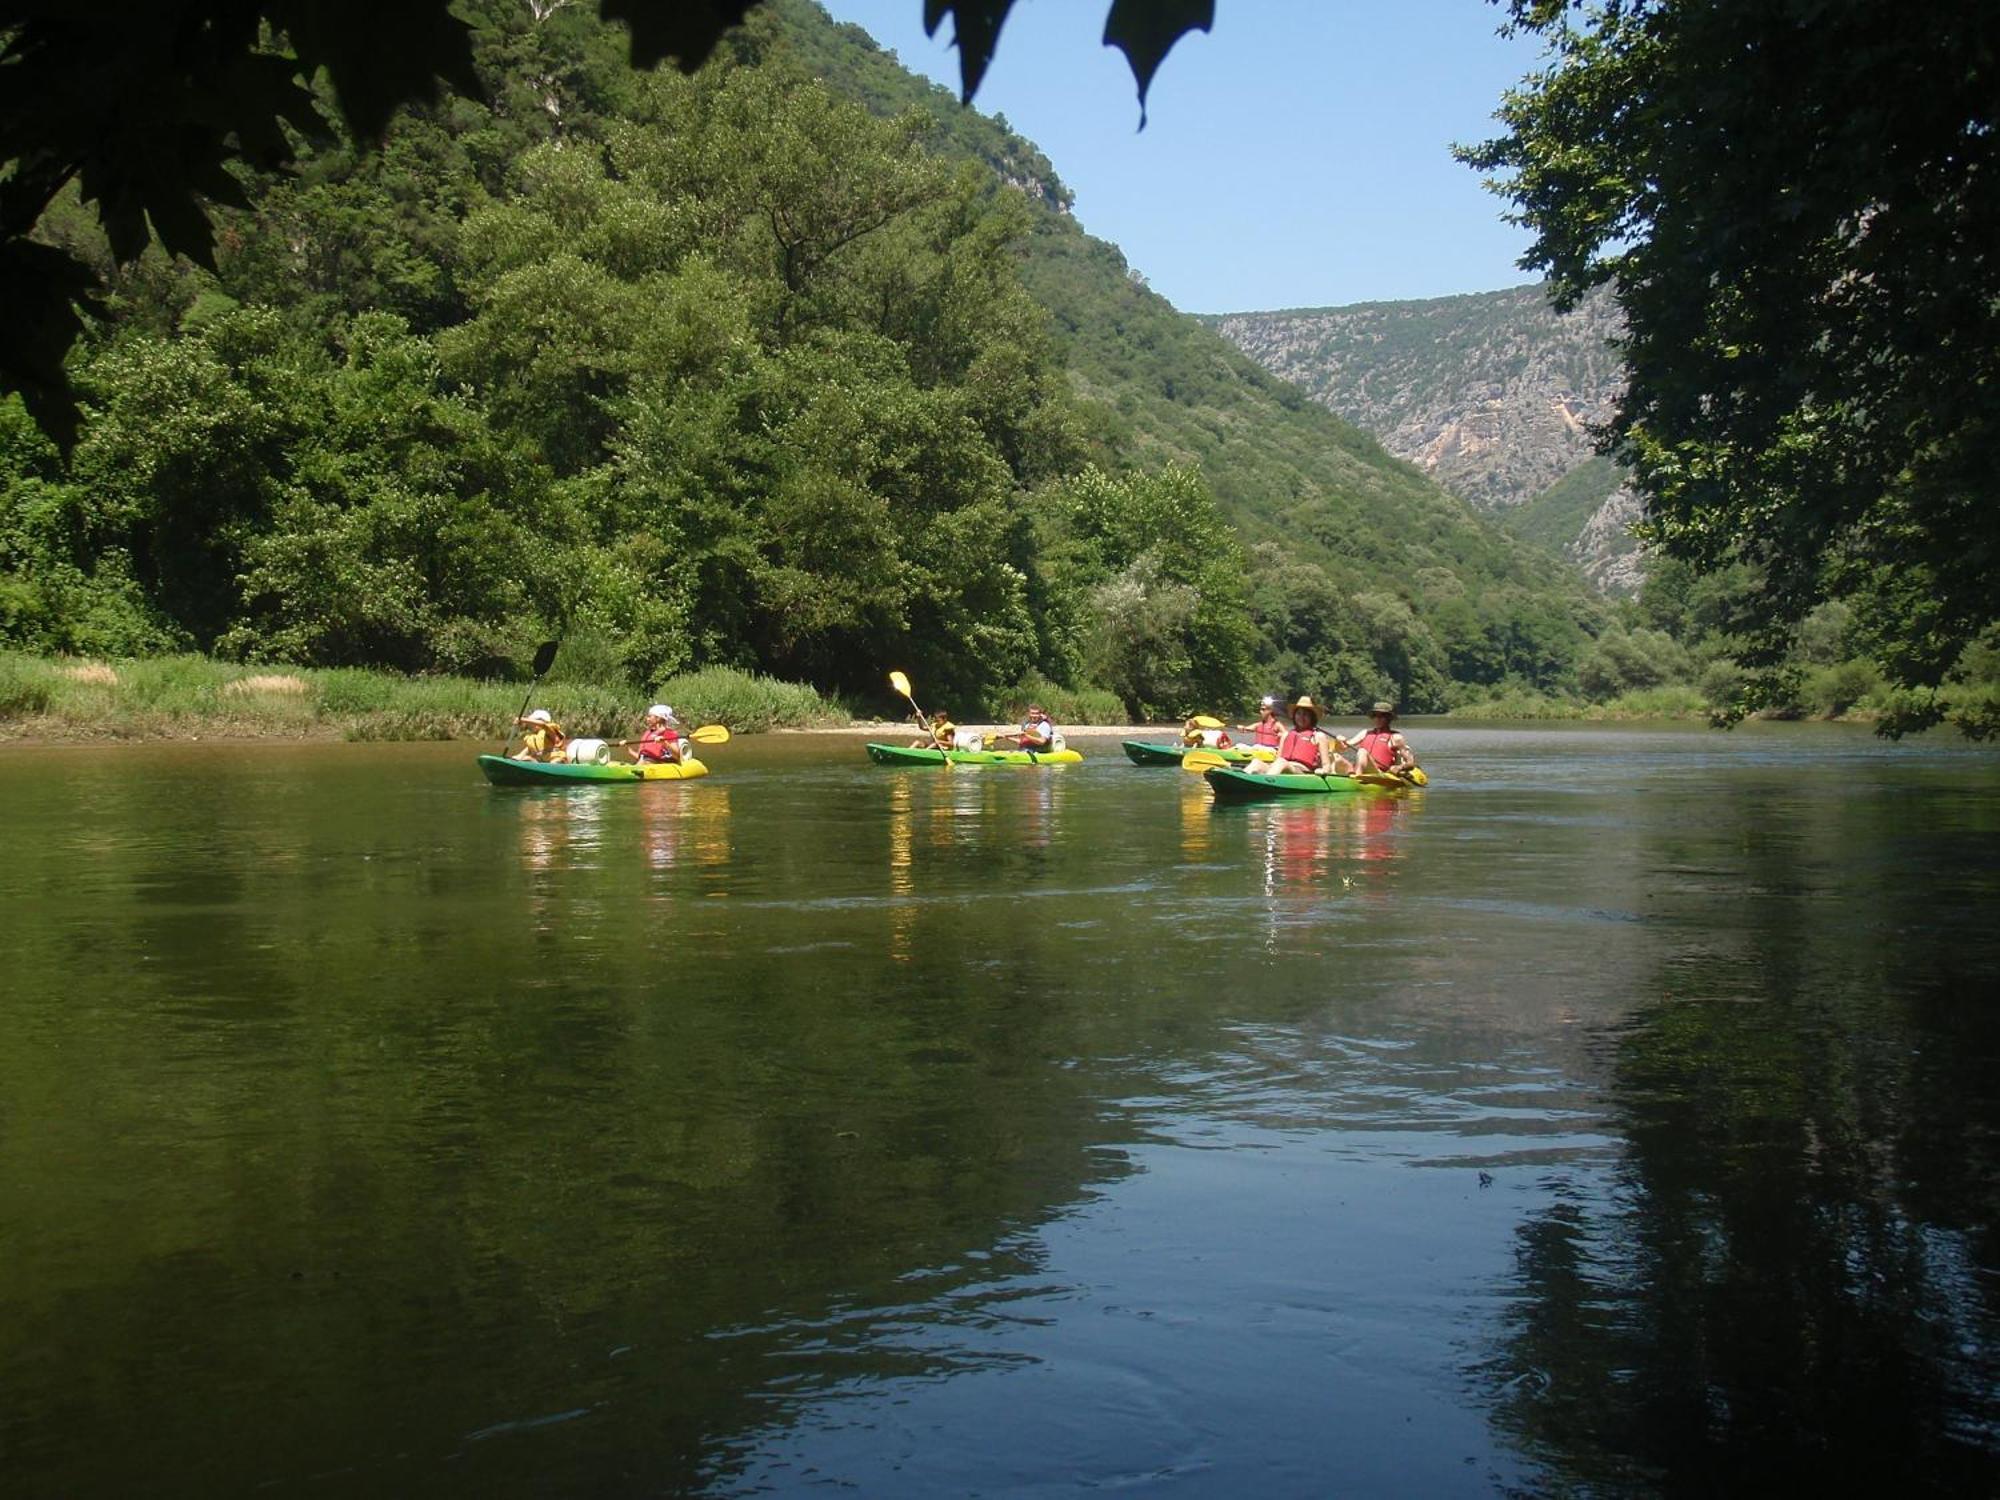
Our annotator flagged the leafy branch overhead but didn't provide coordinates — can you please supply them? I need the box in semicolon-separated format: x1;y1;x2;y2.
923;0;1212;120
0;0;1209;446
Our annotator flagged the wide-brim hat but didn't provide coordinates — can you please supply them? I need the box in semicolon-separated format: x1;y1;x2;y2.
1369;701;1396;719
526;709;553;724
1290;695;1322;723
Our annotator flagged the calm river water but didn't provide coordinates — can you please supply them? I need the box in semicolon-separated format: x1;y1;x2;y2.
3;724;1997;1496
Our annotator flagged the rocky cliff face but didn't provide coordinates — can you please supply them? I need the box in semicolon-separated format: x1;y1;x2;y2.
1206;285;1647;592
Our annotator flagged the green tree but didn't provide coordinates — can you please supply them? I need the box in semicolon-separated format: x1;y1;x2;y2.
1038;464;1253;718
1463;0;2000;736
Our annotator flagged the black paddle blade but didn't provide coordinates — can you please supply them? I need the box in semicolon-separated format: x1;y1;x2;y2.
530;640;559;677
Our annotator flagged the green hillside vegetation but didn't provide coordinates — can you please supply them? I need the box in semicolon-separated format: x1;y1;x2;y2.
5;0;1639;725
1502;456;1623;554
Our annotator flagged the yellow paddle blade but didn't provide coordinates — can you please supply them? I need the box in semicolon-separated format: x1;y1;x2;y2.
689;724;730;744
1182;749;1229;772
1247;746;1277;762
889;670;912;699
1404;766;1429;786
1189;714;1224;730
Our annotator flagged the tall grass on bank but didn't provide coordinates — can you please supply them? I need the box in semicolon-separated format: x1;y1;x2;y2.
0;653;845;740
650;667;850;735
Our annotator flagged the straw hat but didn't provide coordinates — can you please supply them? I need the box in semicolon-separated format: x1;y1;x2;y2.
1290;695;1322;725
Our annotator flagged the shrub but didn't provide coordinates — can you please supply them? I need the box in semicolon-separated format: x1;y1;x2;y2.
999;673;1126;725
647;667;844;733
0;654;54;716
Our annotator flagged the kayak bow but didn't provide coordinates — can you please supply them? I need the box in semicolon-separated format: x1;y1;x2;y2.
1121;739;1253;767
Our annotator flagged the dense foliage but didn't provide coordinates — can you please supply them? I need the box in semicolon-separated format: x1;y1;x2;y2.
1463;0;2000;737
4;0;1610;721
0;0;1210;444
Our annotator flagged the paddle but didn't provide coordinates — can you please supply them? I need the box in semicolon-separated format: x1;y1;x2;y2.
890;670;956;764
502;640;560;753
610;724;732;748
1189;714;1224;730
888;670;930;733
1181;745;1275;772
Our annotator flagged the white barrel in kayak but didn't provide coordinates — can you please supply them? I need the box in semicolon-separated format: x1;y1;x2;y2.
565;737;612;765
952;728;985;750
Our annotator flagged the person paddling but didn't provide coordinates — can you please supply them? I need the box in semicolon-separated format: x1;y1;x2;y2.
909;708;957;751
1237;695;1283;750
628;704;686;765
1345;701;1419;777
1244;695;1351;777
513;708;567;762
1006;704;1059;754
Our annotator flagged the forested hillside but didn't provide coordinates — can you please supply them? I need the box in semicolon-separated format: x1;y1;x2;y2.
2;0;1606;719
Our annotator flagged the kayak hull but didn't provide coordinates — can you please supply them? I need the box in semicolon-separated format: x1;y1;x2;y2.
478;753;710;785
1202;766;1422;801
865;743;1082;767
1121;740;1252;767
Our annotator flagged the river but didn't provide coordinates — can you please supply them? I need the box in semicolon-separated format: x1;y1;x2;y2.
2;724;1996;1496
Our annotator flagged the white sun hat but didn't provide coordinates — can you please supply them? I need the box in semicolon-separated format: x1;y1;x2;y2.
527;709;553;723
646;704;673;720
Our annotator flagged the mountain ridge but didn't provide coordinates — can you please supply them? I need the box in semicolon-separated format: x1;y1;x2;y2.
1202;283;1644;592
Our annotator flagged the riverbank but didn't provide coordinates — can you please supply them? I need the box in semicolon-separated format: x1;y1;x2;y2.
0;650;1916;743
0;653;847;741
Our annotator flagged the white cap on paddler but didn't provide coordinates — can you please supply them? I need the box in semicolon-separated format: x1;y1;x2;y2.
527;709;553;723
647;704;674;721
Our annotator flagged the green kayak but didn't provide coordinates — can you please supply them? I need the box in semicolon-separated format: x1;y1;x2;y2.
1202;765;1422;801
1121;740;1253;767
865;743;1083;766
478;753;710;786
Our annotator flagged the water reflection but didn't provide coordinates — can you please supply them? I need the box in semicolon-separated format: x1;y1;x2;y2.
4;731;1997;1496
1478;773;2000;1494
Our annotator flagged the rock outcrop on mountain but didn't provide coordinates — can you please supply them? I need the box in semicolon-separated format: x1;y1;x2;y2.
1207;285;1648;593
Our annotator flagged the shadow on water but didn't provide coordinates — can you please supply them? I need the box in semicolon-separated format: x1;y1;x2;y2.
1481;770;2000;1494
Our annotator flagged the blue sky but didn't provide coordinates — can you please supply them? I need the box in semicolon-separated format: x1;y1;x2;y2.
818;0;1548;314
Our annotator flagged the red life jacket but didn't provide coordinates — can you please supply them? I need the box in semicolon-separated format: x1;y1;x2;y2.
1355;727;1397;768
1279;728;1322;769
636;726;681;762
1253;719;1282;747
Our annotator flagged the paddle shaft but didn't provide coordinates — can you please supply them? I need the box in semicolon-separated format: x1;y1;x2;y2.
502;641;561;753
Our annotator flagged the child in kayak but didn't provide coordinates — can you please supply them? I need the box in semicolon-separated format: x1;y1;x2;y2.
1236;695;1284;750
629;704;685;765
908;709;957;750
514;709;567;762
1181;717;1235;749
1243;696;1352;777
1343;701;1419;776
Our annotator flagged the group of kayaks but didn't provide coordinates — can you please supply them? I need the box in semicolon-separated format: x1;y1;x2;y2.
477;663;1423;800
855;736;1425;801
483;736;1425;801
